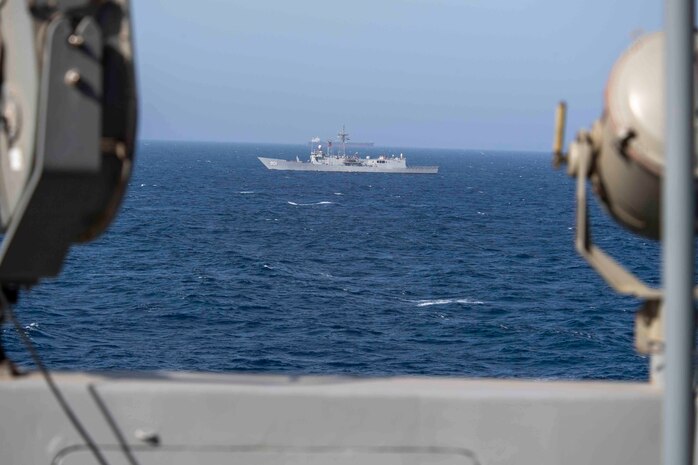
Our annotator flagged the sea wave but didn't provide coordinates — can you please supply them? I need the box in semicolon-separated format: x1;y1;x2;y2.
413;298;485;307
5;141;654;380
287;201;334;206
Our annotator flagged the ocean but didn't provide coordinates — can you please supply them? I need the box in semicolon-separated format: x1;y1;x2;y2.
3;141;660;380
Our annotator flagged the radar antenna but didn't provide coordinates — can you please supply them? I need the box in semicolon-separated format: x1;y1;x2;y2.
337;125;350;157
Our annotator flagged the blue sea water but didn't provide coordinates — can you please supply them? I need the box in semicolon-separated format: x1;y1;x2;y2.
3;141;661;380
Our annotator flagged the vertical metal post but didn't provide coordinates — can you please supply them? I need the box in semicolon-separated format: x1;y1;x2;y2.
663;0;696;463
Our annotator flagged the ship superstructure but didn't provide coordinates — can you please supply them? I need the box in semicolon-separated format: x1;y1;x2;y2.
258;126;438;174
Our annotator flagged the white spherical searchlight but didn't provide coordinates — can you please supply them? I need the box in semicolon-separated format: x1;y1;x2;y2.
553;32;698;355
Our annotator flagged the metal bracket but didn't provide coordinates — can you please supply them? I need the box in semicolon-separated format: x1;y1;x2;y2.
572;140;669;356
635;299;664;355
0;286;22;377
574;141;662;299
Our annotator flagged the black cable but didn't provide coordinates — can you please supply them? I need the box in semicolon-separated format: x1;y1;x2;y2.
1;292;110;465
87;384;141;465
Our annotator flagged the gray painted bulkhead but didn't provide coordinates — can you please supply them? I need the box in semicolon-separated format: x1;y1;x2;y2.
0;371;671;464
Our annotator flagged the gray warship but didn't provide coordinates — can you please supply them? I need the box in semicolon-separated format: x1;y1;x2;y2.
1;1;698;464
258;126;439;174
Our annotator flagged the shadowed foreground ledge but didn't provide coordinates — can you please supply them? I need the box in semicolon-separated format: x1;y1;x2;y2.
0;372;665;464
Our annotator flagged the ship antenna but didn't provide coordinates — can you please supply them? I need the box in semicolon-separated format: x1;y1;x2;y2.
338;125;350;157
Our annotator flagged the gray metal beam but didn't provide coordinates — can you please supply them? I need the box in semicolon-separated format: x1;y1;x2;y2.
662;0;696;464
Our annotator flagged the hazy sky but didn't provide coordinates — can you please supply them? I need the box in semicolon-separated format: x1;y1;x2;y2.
132;0;661;151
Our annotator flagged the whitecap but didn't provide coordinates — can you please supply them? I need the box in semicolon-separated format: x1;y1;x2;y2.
287;201;334;206
334;192;343;196
238;191;255;194
414;298;484;307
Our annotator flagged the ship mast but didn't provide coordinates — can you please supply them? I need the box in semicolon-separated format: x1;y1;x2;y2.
338;125;350;157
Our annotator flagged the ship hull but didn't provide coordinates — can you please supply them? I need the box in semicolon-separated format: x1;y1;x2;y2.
258;157;438;174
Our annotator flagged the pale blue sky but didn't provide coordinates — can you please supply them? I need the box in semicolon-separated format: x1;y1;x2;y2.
132;0;661;150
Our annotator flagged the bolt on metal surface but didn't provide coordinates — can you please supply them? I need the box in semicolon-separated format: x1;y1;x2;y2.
64;69;81;86
68;34;84;47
